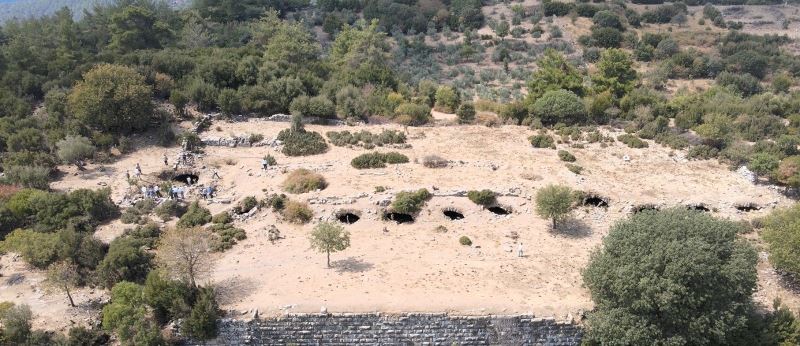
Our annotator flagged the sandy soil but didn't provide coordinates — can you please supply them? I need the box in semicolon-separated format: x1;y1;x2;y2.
31;118;794;328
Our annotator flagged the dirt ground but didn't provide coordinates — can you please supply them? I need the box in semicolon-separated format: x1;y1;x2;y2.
1;117;784;331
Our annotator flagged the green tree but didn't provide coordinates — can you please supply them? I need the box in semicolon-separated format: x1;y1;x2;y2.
309;222;351;267
434;85;460;113
535;184;573;229
531;90;587;125
177;201;212;228
102;282;164;346
582;208;757;345
143;270;190;324
763;204;800;278
456;102;476;124
330;20;395;88
95;237;153;288
525;49;585;103
1;304;32;345
45;260;80;307
56;136;95;166
592;48;637;98
109;6;170;53
68;64;153;134
182;287;219;340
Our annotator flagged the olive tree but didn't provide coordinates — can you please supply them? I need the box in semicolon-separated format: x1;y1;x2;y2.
582;208;758;345
68;64;153;134
535;184;574;229
309;222;351;267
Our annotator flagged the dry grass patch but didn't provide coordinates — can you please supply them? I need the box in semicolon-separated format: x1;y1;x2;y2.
282;169;328;194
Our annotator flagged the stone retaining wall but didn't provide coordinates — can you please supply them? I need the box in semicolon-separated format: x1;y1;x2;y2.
186;313;582;345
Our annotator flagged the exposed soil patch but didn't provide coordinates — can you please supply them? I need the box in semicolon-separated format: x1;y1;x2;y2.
384;212;415;224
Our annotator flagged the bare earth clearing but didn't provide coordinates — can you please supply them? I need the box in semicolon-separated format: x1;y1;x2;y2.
4;118;798;331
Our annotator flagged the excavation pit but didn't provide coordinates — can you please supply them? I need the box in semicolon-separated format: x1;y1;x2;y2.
443;209;464;220
337;212;361;224
172;173;199;185
488;206;511;215
384;212;415;224
582;195;609;208
735;203;761;212
687;204;710;212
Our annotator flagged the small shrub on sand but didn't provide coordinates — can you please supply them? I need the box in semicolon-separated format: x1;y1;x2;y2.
177;201;212;228
391;189;432;214
617;134;648;148
154;200;185;221
282;200;313;224
529;134;555;148
422;155;448;168
467;190;497;206
211;212;232;224
558;150;577;162
459;236;472;246
209;223;247;251
351;152;409;169
232;196;258;214
282;169;328;194
566;163;584;174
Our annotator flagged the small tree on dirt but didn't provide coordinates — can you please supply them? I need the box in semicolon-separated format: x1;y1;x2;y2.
156;227;215;288
182;287;219;340
45;260;80;307
56;136;95;167
535;184;574;229
309;222;351;267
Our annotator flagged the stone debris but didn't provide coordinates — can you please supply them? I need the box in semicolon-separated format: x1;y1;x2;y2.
737;166;756;183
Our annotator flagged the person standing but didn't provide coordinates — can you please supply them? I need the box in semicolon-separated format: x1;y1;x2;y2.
163;153;168;166
261;157;269;171
517;243;524;258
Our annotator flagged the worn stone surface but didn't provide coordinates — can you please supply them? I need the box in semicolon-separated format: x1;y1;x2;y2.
184;313;582;345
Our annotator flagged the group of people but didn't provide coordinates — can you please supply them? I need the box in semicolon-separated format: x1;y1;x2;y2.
200;185;215;199
141;185;160;198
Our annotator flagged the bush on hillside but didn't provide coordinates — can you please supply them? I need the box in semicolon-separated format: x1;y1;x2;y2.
391;189;432;214
467;190;496;206
282;169;328;193
351;152;409;169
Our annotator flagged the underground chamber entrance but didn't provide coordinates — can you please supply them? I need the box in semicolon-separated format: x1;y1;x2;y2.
442;209;464;220
488;206;511;215
582;195;609;208
687;204;710;212
384;212;415;224
736;203;761;212
172;173;199;184
337;212;360;224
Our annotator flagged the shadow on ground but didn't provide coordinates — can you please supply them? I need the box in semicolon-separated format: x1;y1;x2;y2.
332;257;374;273
551;218;592;238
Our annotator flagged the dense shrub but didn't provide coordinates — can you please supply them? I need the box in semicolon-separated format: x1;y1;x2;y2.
0;165;50;189
467;190;496;206
456;103;476;124
177;201;212;228
591;27;622;48
529;134;555;148
542;0;571;16
282;169;328;193
182;287;219;340
716;72;763;97
394;102;432;125
557;150;576;162
566;163;584;174
459;236;472;246
351;152;409;169
232;196;258;214
154;200;185;221
276;118;329;156
208;223;247;251
532;90;587;125
327;129;406;148
282;200;314;224
617;134;648;148
776;156;800;187
763;204;800;277
211;212;232;224
55;136;95;165
391;189;432;214
687;144;720;160
289;95;337;119
95;237;153;288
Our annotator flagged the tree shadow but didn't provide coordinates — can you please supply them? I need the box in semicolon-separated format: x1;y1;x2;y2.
551;217;593;238
331;257;374;273
214;277;259;305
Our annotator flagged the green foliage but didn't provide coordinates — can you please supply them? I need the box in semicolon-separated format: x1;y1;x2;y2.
0;165;50;189
232;196;258;215
762;204;800;278
593;49;637;98
459;235;472;246
687;144;720;160
394;102;432;126
532;90;587;125
535;184;573;229
557;150;576;162
212;212;232;224
209;223;247;251
326;129;406;148
525;49;585;103
68;64;153;134
456;102;476;124
542;0;572;16
777;156;800;187
290;95;337;119
1;229;60;268
182;287;219;340
591;27;622;48
1;304;33;345
566;163;583;174
467;190;496;206
592;10;624;31
391;189;432;214
309;222;351;267
177;201;212;228
154;200;185;221
617;134;648;148
282;169;328;193
277;126;329;157
529;134;555;148
143;270;190;325
102;281;164;346
434;85;460;113
351;152;409;169
95;237;153;288
716;72;763;97
582;208;757;345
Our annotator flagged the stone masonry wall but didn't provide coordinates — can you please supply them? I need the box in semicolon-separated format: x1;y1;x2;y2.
186;313;582;345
